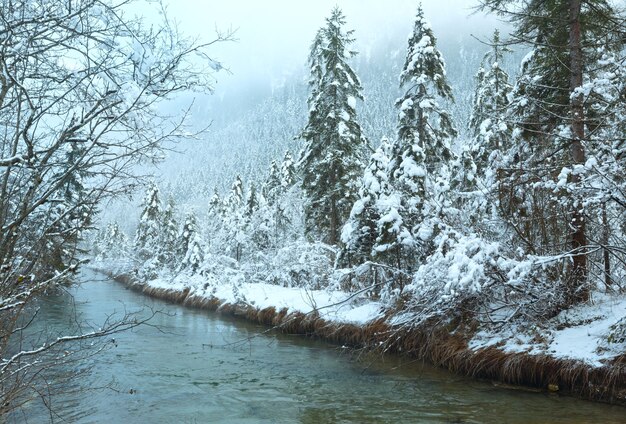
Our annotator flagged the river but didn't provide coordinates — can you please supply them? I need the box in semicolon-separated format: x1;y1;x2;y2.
12;269;626;423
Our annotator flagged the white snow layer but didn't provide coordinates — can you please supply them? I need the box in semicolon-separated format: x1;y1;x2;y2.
470;293;626;367
140;271;383;326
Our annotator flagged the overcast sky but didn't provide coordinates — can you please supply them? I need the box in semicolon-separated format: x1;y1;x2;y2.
162;0;501;99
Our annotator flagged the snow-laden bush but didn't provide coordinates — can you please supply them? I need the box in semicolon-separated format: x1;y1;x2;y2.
607;317;626;345
409;231;500;301
138;257;162;281
246;240;337;289
330;261;407;301
201;255;239;280
393;228;568;329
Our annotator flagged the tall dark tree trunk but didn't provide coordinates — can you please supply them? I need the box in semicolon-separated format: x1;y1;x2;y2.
329;167;338;245
568;0;589;303
602;203;612;288
329;198;338;245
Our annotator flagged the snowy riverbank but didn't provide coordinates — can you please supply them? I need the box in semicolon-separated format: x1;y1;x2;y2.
470;293;626;368
92;259;626;405
145;271;384;326
95;258;384;325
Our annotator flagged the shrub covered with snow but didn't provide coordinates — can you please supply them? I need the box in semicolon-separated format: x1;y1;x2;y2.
607;317;626;345
247;241;337;289
392;227;569;329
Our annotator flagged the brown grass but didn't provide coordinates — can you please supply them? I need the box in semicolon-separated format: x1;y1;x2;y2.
105;270;626;406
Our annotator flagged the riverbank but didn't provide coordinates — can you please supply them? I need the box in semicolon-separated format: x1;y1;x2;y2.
92;262;626;406
24;269;626;423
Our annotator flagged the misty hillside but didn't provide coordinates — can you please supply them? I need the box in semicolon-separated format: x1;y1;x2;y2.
104;14;517;226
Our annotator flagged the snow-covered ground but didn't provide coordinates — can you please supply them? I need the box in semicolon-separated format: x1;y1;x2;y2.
470;293;626;367
152;272;383;325
95;259;383;326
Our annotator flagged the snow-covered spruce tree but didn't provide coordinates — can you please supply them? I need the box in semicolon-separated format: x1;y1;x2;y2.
177;211;198;260
180;233;204;273
208;187;222;215
479;0;625;304
280;150;297;189
245;183;259;217
298;7;367;245
158;197;179;265
246;195;275;252
341;137;391;267
207;186;224;225
222;176;247;260
134;183;163;258
225;175;244;213
259;154;294;245
205;186;223;240
375;5;457;269
92;227;109;260
453;29;513;228
449;144;479;209
306;29;325;113
43;141;95;272
262;160;282;204
469;29;512;178
104;222;128;259
94;222;127;260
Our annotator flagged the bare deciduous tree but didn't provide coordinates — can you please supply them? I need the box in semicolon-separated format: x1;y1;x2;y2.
0;0;230;415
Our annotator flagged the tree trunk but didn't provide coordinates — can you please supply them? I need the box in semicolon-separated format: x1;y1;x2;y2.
329;197;338;245
602;203;612;288
568;0;588;303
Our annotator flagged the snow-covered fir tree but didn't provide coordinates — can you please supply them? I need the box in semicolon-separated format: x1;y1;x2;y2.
43;141;94;272
180;233;204;273
204;187;224;247
135;183;163;257
58;141;92;229
225;175;244;213
262;160;282;203
341;137;391;266
468;29;512;177
280;150;296;189
94;221;127;260
222;176;247;260
177;211;198;260
389;5;456;176
159;197;179;265
208;187;223;218
376;5;457;268
298;7;367;245
245;183;259;217
453;29;513;227
245;198;274;252
306;29;325;111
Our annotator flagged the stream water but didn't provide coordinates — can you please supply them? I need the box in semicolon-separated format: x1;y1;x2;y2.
12;269;626;423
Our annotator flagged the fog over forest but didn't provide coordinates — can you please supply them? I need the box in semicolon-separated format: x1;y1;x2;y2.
104;0;512;229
